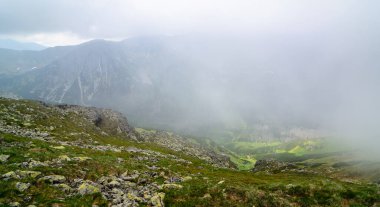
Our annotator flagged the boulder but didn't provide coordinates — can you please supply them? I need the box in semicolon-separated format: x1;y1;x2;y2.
151;192;165;207
2;171;19;180
162;184;183;190
39;175;66;184
0;154;10;162
18;170;41;179
15;182;30;192
252;159;298;173
78;182;100;195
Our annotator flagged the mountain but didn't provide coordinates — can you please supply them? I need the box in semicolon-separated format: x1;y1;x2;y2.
0;39;47;51
1;35;375;140
0;98;378;206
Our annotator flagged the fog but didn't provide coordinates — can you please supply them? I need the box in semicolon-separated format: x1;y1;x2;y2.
1;0;380;155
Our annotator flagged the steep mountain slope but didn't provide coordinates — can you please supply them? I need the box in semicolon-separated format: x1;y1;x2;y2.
0;36;336;138
0;46;73;76
0;98;378;206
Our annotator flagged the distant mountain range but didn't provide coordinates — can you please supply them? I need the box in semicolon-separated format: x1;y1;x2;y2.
0;35;353;139
0;39;47;51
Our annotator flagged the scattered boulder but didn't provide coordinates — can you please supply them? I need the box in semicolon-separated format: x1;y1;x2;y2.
78;182;100;195
202;193;212;199
2;171;19;180
72;157;91;162
51;146;65;150
15;182;30;192
9;202;21;207
58;155;71;162
22;159;48;168
252;159;298;173
0;154;10;162
54;183;72;193
182;176;192;182
18;170;41;179
162;183;183;190
39;175;66;184
150;192;165;207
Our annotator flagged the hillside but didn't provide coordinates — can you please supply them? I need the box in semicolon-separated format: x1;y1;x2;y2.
0;36;345;139
0;98;379;206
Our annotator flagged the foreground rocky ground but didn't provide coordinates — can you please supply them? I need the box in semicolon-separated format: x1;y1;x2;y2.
0;98;379;206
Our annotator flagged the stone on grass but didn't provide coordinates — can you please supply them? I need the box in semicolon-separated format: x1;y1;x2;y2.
78;183;100;195
18;171;41;179
15;182;30;192
0;154;10;162
2;171;19;180
150;192;165;207
54;183;72;193
72;157;92;162
162;183;183;190
39;175;66;184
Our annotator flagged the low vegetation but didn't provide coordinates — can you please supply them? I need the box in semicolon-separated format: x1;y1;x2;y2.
0;98;379;206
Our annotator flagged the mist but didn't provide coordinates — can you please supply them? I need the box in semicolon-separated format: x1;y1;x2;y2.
1;0;380;156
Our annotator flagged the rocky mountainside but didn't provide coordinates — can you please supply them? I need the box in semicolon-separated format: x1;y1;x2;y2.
0;98;379;206
0;36;338;139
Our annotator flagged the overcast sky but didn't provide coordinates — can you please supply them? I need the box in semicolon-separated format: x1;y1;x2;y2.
0;0;379;46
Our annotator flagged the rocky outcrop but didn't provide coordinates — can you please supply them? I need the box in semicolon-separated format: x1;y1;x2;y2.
56;104;139;140
252;159;298;173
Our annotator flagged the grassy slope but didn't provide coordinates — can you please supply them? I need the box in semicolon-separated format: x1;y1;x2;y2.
0;98;379;206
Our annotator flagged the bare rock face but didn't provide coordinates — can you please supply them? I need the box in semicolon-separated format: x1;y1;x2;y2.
252;159;298;173
56;104;139;140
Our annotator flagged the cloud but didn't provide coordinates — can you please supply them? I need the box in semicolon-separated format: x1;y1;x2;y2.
1;0;379;45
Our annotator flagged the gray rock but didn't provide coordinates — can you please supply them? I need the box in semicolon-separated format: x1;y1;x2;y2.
15;182;30;192
54;183;72;193
18;170;41;179
9;202;21;207
2;171;19;180
0;154;10;162
39;175;66;184
161;183;183;190
150;192;165;207
78;182;100;195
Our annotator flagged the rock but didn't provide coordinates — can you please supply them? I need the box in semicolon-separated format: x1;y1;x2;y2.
54;183;72;193
51;146;65;150
121;170;139;181
27;205;37;207
217;180;225;185
107;180;120;188
162;184;183;190
151;192;165;207
39;175;66;184
58;155;71;162
25;159;48;168
252;159;298;173
15;182;30;192
18;170;41;179
9;202;21;207
182;176;192;182
2;171;19;180
78;182;100;195
0;154;10;162
202;193;212;199
127;193;142;202
72;157;92;162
